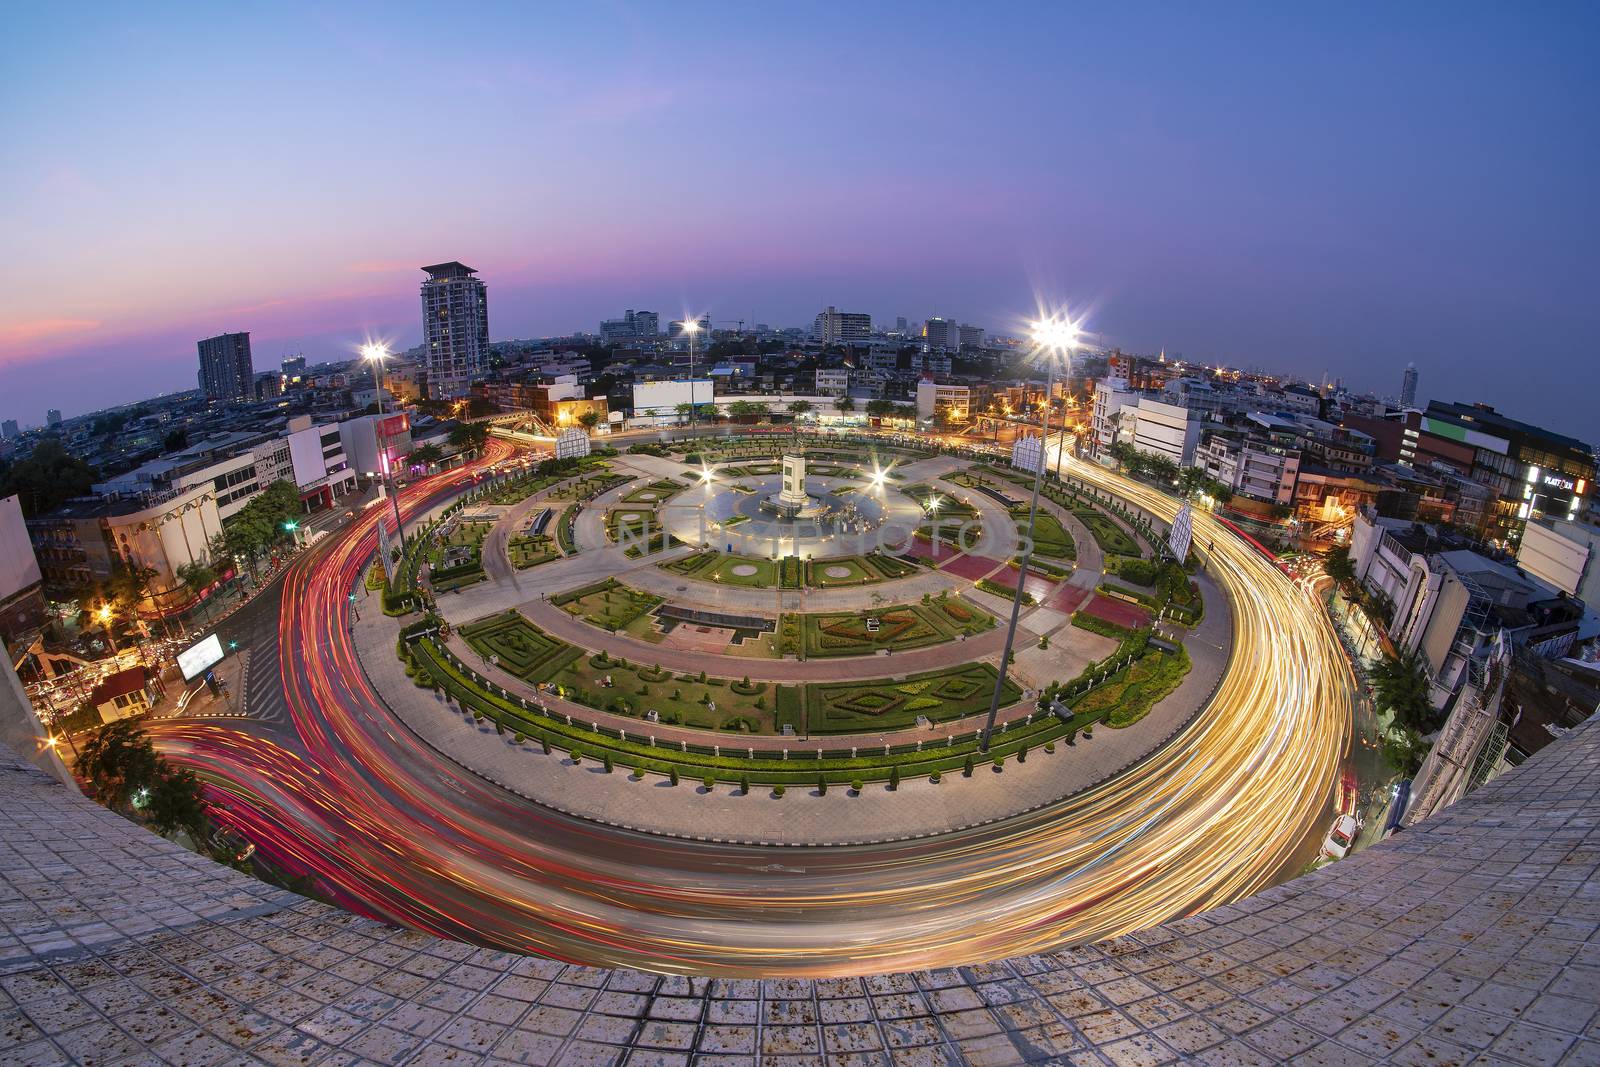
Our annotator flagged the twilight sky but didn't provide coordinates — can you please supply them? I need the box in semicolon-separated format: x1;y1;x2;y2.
2;2;1597;438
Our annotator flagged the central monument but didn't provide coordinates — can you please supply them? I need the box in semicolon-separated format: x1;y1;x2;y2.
761;455;828;519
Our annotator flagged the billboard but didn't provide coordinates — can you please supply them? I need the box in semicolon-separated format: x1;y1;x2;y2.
555;427;591;460
632;379;714;416
178;634;225;681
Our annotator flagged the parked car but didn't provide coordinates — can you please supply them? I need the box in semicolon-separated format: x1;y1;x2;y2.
1321;813;1359;859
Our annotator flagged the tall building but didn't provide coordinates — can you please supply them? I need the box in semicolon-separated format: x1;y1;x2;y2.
45;410;61;427
958;323;985;349
813;306;871;345
632;310;659;337
895;316;908;334
923;317;957;350
281;354;307;378
1401;362;1419;408
0;421;17;440
196;332;254;402
420;262;489;399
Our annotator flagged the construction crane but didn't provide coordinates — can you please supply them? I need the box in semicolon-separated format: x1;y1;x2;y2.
716;319;745;334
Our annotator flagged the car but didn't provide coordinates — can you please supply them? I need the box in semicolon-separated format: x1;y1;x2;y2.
1321;813;1359;859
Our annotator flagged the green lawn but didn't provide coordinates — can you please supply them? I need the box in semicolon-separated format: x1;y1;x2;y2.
459;612;583;681
551;579;663;631
428;520;492;591
507;534;559;569
1015;508;1077;560
413;635;1098;786
797;598;993;657
805;662;1020;733
621;478;686;504
661;552;780;587
1074;509;1141;557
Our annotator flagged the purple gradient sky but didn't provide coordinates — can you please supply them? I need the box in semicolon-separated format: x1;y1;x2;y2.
2;3;1597;438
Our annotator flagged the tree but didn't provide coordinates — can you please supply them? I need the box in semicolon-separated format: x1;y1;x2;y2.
577;410;602;432
448;422;489;454
1178;466;1208;499
163;428;189;453
865;399;896;419
407;443;446;469
76;719;162;811
836;396;856;413
0;440;97;516
1323;545;1356;588
787;400;813;417
145;765;208;838
1107;440;1136;472
1371;649;1438;734
674;402;693;425
176;560;219;600
1144;454;1178;484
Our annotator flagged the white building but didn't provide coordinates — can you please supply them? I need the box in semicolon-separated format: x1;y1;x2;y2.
1203;439;1303;506
420;262;489;399
814;369;850;397
1091;380;1135;463
915;380;971;423
1127;397;1200;466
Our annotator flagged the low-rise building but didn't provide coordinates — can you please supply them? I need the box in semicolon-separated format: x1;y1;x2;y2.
915;380;972;423
89;666;156;724
1350;510;1584;708
28;482;221;617
814;369;850;398
1126;397;1200;466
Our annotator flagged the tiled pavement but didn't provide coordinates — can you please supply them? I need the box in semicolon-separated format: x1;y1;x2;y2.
3;709;1599;1065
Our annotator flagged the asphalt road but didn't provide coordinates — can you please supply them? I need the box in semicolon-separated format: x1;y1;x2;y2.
149;435;1356;978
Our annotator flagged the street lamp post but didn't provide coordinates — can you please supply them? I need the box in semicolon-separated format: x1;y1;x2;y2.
979;315;1079;753
682;318;701;436
362;343;408;556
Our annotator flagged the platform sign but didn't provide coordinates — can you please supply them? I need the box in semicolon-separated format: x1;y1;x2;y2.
178;634;225;681
1168;503;1193;563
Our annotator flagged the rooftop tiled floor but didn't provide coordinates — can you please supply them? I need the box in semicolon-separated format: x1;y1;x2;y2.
2;715;1598;1065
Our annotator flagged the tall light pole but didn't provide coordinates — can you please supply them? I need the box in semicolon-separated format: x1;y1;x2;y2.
362;342;408;556
979;315;1080;753
682;318;702;436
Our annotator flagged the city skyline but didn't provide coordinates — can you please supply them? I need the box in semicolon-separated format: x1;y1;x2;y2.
3;2;1598;437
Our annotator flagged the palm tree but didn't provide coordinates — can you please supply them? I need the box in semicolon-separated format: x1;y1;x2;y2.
407;443;446;470
674;402;692;426
836;396;855;413
1371;649;1437;734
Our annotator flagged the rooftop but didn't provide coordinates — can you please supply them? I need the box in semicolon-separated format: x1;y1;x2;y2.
4;714;1600;1063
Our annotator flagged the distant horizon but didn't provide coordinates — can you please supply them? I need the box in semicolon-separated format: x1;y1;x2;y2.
4;3;1596;439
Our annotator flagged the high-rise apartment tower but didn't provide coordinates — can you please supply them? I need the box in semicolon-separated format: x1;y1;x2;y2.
420;262;489;399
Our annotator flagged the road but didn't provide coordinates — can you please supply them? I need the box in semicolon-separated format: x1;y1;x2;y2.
148;436;1355;978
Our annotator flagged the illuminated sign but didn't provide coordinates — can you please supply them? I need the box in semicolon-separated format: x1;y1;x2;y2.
178;634;225;681
1542;474;1575;492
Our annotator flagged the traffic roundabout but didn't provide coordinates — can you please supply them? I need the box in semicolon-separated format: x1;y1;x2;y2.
152;429;1356;977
